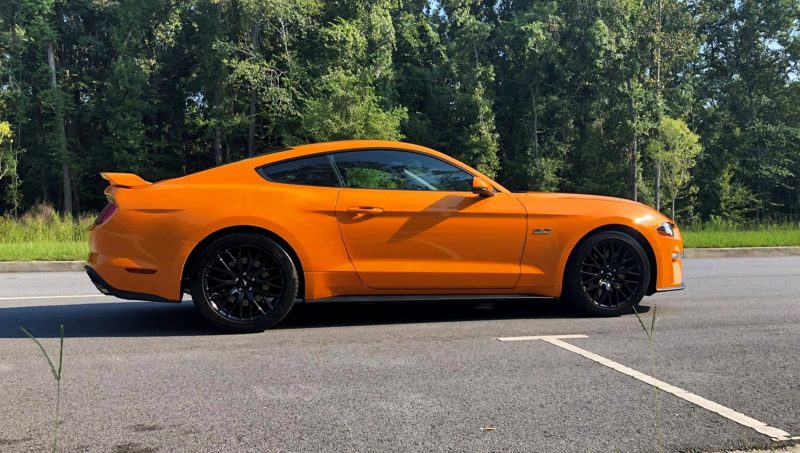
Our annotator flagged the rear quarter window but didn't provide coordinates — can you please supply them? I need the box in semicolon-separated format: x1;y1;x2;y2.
257;155;340;187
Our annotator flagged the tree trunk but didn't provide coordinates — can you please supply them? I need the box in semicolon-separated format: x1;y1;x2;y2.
225;134;230;162
214;124;223;165
671;196;676;220
247;22;259;157
655;159;662;212
626;76;638;201
532;90;538;157
531;87;539;191
247;93;257;157
47;42;72;214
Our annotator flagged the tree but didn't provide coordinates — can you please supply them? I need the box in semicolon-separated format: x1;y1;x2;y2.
0;122;22;214
291;3;407;143
295;69;407;142
0;121;15;181
41;2;72;214
648;117;701;218
714;164;758;221
692;0;800;218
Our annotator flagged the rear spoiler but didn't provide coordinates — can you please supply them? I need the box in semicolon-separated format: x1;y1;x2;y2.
101;172;151;188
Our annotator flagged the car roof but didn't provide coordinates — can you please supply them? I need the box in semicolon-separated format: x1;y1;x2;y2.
258;140;436;161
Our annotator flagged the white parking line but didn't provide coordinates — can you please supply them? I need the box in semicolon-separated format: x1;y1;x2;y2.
498;334;798;442
0;294;109;301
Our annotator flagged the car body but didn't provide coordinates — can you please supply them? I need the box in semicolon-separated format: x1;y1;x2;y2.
86;140;683;331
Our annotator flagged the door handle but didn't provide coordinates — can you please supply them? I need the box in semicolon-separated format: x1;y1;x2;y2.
346;206;385;215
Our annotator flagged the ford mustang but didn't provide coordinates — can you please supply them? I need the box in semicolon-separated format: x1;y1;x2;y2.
86;140;684;332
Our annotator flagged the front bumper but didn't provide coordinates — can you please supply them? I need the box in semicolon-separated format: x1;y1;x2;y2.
656;283;685;292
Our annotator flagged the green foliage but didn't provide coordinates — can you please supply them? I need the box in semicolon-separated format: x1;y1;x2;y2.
714;165;759;221
648;117;702;218
0;203;92;243
682;218;800;248
345;167;401;190
0;202;90;260
294;70;407;142
0;0;797;221
0;122;19;210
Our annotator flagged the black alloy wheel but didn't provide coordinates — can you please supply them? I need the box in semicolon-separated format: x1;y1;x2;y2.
191;233;298;332
563;231;650;316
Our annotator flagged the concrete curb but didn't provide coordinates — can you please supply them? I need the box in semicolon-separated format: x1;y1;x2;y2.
684;246;800;258
0;246;799;272
0;261;85;272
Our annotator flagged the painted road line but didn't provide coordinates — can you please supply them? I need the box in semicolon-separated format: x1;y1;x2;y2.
499;334;589;341
497;334;797;442
0;294;110;301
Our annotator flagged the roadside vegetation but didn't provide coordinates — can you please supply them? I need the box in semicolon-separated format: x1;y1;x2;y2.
0;204;798;261
681;218;800;249
0;203;92;261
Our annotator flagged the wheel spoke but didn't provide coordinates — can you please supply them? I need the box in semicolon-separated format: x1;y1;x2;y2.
249;293;266;315
255;287;280;298
215;257;236;276
207;281;234;292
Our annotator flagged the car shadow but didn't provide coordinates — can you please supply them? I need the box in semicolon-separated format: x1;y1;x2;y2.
0;302;217;338
0;299;650;338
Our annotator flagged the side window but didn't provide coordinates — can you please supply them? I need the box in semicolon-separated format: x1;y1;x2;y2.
331;150;474;191
257;155;340;187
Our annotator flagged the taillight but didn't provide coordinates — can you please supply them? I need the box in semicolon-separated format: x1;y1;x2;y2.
95;200;117;225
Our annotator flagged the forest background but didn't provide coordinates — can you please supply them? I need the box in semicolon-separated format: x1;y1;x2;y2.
1;0;799;226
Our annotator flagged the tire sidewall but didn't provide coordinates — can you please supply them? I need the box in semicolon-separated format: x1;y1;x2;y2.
565;231;650;316
191;233;298;333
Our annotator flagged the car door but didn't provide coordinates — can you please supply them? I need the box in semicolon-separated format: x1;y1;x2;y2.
332;149;527;290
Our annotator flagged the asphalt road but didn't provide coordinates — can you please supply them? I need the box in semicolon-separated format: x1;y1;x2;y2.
1;257;798;453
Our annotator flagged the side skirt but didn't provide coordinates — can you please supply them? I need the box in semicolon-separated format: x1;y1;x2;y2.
307;294;554;303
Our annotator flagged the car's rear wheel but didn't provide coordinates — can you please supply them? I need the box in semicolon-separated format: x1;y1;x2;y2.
190;233;298;333
563;231;650;316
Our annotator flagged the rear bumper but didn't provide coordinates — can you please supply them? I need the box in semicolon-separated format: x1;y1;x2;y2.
85;265;179;303
87;211;194;301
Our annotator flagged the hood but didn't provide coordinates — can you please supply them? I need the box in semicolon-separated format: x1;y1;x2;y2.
512;191;672;223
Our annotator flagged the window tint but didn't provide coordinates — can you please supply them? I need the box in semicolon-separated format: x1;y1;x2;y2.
331;150;473;191
258;155;339;187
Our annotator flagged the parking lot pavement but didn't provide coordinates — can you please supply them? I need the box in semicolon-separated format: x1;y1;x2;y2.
1;257;799;452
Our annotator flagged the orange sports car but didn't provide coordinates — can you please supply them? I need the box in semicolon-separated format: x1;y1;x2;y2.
86;140;684;332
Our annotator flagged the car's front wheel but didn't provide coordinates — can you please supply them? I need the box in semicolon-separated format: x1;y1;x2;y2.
190;233;298;333
563;231;650;316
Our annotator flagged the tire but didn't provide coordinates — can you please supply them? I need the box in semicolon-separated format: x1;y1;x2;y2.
562;231;650;316
190;233;299;333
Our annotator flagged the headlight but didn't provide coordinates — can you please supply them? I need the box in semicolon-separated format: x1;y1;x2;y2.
656;222;675;237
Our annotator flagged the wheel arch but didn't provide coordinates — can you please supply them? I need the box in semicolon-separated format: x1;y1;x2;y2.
181;225;305;299
561;224;658;297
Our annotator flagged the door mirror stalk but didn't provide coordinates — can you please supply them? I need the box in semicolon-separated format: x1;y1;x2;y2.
471;177;495;197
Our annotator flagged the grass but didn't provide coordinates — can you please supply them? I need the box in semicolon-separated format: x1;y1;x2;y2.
0;204;92;261
0;241;88;261
0;204;798;260
682;219;800;248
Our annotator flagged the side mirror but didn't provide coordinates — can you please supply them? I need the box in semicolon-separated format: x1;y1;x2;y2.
471;177;495;197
